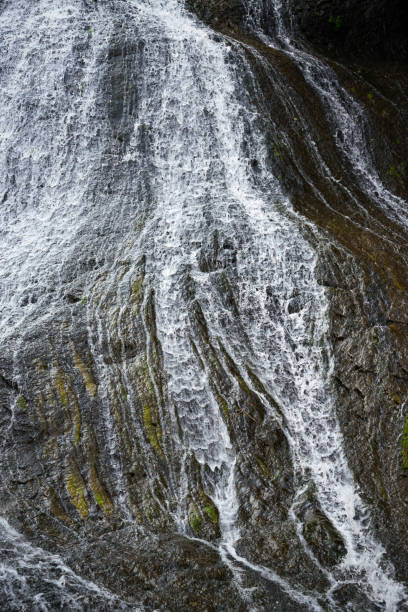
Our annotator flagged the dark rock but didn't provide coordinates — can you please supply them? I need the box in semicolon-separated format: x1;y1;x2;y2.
288;0;408;63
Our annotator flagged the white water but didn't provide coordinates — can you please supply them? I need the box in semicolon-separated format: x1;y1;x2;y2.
0;518;135;610
240;0;408;608
121;0;325;607
244;0;408;230
131;1;320;606
0;0;407;609
127;0;407;609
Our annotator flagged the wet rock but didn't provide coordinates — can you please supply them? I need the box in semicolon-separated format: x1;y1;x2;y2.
293;486;346;568
287;0;408;63
1;0;408;608
185;0;244;29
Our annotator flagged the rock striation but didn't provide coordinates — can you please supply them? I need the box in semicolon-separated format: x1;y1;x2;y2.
0;0;407;610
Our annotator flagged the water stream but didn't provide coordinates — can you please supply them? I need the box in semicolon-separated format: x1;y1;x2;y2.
0;0;407;609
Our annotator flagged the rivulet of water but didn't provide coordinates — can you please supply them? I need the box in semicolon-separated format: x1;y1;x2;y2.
243;0;408;229
0;518;135;611
240;0;408;609
129;1;323;606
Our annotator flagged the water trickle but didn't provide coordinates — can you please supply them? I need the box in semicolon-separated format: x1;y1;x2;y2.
243;0;408;229
0;518;134;610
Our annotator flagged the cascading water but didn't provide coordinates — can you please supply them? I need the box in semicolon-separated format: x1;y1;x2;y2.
125;0;407;608
0;519;135;611
243;0;408;228
130;2;323;606
239;0;408;608
0;0;407;610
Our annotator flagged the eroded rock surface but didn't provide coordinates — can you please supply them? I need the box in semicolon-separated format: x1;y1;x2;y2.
0;0;407;610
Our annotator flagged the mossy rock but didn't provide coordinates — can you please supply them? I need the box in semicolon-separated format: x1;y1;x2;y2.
188;502;203;534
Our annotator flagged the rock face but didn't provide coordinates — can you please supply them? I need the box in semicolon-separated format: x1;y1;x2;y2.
186;0;244;28
0;0;408;610
288;0;408;63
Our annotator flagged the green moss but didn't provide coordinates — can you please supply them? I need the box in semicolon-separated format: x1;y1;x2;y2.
204;503;219;525
131;275;144;315
16;395;27;411
54;369;69;406
142;403;163;456
137;358;164;457
393;394;402;405
329;14;342;31
89;465;113;516
120;383;128;398
188;502;202;533
273;146;283;160
71;393;81;446
135;359;165;459
65;470;88;519
388;163;406;187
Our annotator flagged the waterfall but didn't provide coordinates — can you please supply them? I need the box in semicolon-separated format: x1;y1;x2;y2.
0;518;135;610
0;0;407;610
132;1;324;606
243;0;408;229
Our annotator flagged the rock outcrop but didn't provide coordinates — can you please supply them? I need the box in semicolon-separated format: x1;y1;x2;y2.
289;0;408;63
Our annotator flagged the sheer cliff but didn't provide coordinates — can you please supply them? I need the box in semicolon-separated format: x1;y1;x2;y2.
0;1;407;610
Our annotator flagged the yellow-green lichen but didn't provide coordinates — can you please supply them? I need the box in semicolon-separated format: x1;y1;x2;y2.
137;360;164;457
65;470;88;519
16;395;27;411
142;403;163;456
131;275;144;315
89;465;113;516
73;349;97;397
55;369;69;406
120;383;128;399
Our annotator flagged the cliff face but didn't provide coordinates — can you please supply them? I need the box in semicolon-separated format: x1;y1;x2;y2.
289;0;408;63
188;0;408;64
205;0;408;581
0;0;408;610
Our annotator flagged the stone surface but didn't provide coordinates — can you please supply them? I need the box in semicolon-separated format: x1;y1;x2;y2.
288;0;408;63
0;0;408;608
